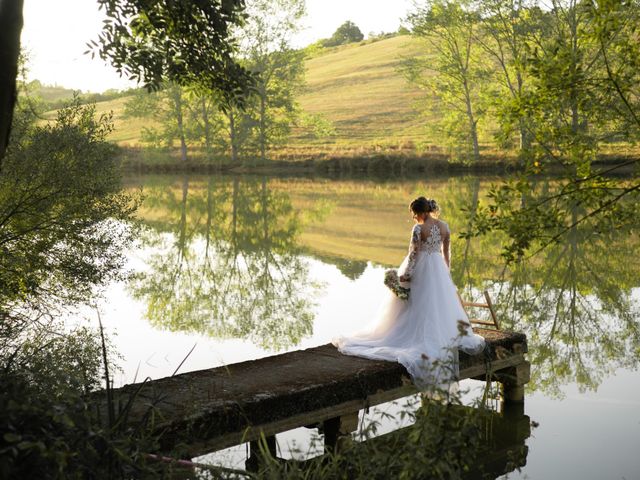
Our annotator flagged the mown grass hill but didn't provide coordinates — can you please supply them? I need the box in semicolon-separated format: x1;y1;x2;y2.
41;35;429;157
291;35;427;154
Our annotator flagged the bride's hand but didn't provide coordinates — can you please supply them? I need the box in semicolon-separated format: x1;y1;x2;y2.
399;274;410;282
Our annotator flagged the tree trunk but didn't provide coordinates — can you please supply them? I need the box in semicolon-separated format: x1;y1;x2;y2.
175;92;188;162
516;72;530;154
201;96;212;152
0;0;24;165
228;111;239;163
169;87;188;162
259;90;266;162
570;98;580;135
569;5;581;137
463;78;480;161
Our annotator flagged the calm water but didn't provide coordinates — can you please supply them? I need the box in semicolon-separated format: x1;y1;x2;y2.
86;174;639;479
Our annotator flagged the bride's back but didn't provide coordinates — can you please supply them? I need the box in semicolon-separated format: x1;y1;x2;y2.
418;218;448;239
416;219;450;256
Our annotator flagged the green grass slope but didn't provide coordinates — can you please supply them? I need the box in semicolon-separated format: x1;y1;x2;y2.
291;35;427;152
93;97;160;145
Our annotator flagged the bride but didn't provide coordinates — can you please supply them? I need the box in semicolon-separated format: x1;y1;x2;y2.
333;196;485;389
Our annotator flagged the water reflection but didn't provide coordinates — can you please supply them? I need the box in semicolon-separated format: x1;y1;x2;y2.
127;174;640;395
129;176;321;350
489;207;640;396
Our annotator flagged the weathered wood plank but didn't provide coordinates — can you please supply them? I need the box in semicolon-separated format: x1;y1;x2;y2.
99;328;527;456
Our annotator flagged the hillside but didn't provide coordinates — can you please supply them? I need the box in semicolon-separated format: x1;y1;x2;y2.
291;35;427;151
32;84;77;104
47;35;429;154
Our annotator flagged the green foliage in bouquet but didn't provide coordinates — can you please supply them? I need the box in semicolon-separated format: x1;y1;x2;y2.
384;269;410;300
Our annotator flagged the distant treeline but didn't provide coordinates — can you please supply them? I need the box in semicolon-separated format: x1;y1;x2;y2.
24;79;141;110
305;22;407;53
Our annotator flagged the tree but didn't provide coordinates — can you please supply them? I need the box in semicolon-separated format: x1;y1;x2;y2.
0;97;137;309
2;1;255;162
406;0;487;162
475;0;540;158
124;84;194;161
465;1;640;261
92;0;253;104
240;0;306;161
0;0;24;164
124;0;308;165
219;98;257;162
0;2;256;476
324;20;364;47
0;96;154;477
187;91;225;156
587;0;640;143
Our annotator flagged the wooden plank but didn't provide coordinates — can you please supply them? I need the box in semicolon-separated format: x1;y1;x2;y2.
484;290;500;329
462;302;490;308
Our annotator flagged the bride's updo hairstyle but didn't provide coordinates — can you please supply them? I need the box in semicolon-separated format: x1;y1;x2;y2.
410;196;439;216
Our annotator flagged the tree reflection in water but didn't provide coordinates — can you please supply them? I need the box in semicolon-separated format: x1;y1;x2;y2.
483;203;640;397
129;176;320;351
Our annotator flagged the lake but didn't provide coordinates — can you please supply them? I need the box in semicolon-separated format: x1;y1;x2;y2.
88;173;640;479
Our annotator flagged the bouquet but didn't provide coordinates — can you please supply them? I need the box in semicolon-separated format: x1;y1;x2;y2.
384;269;410;300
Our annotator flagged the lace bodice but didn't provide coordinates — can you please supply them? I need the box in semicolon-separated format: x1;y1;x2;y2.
421;224;443;254
403;221;451;279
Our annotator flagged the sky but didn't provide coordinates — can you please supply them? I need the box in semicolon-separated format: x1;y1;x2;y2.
20;0;413;93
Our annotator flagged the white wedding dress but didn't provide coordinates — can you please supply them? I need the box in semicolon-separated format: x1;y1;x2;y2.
333;220;486;389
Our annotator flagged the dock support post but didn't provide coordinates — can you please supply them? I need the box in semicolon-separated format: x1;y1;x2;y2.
496;360;530;404
323;412;359;453
245;434;277;472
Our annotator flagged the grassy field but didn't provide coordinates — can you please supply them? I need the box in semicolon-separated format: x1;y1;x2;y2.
290;35;428;151
41;35;434;158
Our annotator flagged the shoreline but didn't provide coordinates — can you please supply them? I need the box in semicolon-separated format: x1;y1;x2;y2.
116;146;638;176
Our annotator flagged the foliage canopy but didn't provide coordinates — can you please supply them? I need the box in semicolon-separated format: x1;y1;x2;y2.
324;21;365;47
92;0;254;104
0;96;137;309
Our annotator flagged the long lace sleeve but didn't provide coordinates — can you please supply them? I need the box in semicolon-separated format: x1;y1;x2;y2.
442;222;451;269
403;224;422;280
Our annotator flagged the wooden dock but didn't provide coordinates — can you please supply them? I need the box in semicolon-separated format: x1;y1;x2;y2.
102;328;529;458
